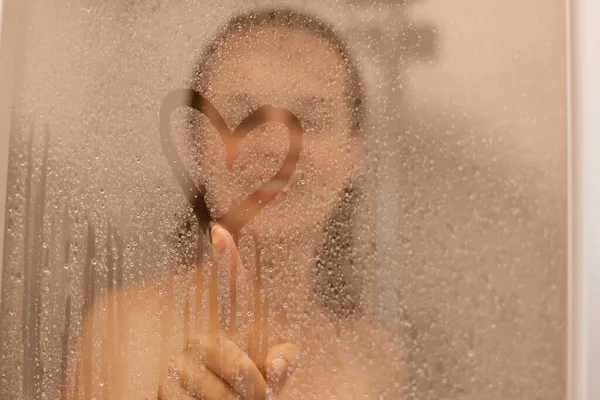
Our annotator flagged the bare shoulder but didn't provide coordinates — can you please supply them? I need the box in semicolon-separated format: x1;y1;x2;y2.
339;317;409;397
341;316;407;356
63;270;197;400
82;270;190;339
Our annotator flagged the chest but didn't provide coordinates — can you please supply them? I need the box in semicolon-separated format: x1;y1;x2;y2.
273;339;384;399
277;363;373;400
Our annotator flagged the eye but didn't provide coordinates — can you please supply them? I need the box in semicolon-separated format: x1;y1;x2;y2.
293;97;335;136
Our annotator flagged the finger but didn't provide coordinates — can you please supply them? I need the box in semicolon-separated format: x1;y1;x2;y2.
211;225;251;343
177;354;238;400
264;342;300;390
210;224;234;334
188;334;267;400
157;368;197;400
157;382;196;400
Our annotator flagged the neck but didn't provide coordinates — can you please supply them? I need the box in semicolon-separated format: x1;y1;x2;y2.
247;222;326;336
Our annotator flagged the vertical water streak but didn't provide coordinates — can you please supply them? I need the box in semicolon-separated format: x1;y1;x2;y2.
104;223;117;397
59;295;71;399
57;203;71;399
21;127;35;400
114;226;126;382
81;220;96;400
21;126;49;399
33;127;50;399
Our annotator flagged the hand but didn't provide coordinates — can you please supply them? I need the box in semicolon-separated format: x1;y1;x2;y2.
158;225;298;399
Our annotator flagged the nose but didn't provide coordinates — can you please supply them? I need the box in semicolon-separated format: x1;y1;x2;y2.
223;107;303;183
257;124;289;157
233;111;295;165
236;125;287;182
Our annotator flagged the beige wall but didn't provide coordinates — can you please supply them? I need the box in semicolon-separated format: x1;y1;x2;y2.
396;1;567;399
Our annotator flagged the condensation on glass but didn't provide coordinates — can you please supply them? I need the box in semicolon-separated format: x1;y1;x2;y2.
0;1;567;399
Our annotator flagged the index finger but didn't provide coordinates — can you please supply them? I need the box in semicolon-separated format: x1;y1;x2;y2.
187;334;267;400
211;225;252;342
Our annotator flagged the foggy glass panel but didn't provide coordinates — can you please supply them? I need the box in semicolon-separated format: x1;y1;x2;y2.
0;1;567;399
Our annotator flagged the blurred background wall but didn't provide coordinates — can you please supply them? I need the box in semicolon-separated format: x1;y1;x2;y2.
396;1;567;399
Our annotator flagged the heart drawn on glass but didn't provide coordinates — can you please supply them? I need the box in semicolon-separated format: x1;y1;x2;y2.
160;89;304;241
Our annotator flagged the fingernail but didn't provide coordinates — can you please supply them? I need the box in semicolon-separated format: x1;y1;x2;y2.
211;225;226;254
271;359;287;379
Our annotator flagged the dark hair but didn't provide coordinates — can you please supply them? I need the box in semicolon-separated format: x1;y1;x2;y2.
192;8;366;134
179;8;367;318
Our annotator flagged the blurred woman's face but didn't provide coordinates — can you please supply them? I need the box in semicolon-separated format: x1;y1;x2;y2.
197;25;362;237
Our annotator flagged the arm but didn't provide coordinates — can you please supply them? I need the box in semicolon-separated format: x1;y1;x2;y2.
62;225;296;400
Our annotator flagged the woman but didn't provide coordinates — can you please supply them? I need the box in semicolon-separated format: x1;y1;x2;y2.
65;8;407;399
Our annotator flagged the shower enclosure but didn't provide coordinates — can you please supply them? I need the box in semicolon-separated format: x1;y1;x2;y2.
1;0;594;398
